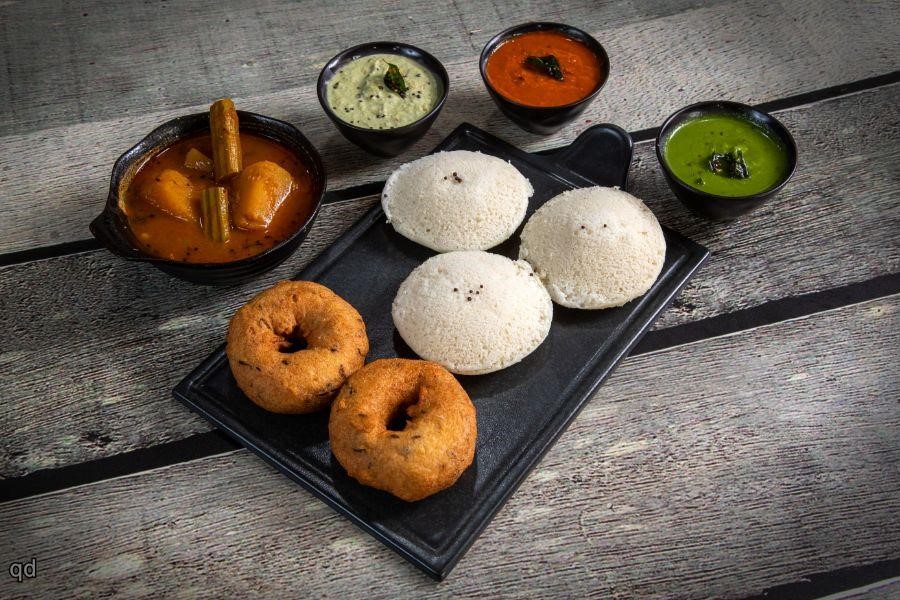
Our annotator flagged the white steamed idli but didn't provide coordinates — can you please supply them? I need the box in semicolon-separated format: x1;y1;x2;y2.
382;150;533;252
392;251;552;375
518;186;666;309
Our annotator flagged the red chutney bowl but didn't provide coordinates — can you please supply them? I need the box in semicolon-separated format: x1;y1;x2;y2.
479;22;610;135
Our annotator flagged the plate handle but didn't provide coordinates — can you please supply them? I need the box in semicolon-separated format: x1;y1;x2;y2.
545;124;634;189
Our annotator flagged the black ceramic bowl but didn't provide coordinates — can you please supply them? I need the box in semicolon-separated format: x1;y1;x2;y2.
656;101;798;221
317;41;449;157
90;111;326;286
479;22;609;135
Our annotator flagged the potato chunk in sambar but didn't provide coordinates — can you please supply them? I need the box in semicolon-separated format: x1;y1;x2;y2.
231;160;295;230
139;168;197;222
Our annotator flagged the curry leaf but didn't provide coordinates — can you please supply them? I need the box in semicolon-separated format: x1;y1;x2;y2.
709;150;750;179
384;63;408;98
524;55;564;81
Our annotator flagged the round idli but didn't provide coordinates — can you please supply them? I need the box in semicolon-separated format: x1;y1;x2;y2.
382;151;533;252
392;251;552;375
519;186;666;309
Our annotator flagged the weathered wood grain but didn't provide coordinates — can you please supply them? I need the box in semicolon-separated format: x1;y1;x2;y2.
1;0;898;252
2;84;898;478
0;0;714;135
1;296;897;599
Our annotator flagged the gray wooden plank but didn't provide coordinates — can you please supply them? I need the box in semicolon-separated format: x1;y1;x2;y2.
1;0;898;253
0;195;378;475
0;296;897;599
0;0;716;135
1;84;897;478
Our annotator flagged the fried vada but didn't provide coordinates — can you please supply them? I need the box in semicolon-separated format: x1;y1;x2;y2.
329;359;477;501
226;280;368;414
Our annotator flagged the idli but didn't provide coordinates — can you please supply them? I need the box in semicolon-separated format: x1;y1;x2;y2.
382;151;533;252
392;251;552;375
519;186;666;309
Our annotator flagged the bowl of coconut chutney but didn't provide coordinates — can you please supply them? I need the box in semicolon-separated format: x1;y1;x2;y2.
318;41;449;157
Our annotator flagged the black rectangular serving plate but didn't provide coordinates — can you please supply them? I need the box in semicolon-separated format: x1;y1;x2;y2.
174;123;709;580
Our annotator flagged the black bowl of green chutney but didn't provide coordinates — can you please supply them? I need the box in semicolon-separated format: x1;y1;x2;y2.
318;41;449;157
656;101;797;221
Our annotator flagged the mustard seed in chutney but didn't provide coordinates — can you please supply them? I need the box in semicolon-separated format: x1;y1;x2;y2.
326;54;441;130
663;113;790;197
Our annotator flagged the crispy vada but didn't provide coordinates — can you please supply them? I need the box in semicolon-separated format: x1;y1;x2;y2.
226;280;368;414
329;359;477;501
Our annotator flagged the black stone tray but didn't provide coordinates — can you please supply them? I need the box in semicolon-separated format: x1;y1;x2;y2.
173;123;709;580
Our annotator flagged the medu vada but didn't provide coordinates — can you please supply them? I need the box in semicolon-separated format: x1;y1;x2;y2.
329;358;477;502
226;280;369;414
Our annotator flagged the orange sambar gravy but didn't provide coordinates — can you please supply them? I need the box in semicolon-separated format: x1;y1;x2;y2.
123;133;315;263
485;30;604;107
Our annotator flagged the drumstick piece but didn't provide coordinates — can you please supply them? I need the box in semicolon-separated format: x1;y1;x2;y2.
201;186;232;242
210;98;242;183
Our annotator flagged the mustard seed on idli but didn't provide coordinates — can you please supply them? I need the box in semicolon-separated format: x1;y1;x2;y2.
519;187;666;309
382;151;533;252
392;251;552;375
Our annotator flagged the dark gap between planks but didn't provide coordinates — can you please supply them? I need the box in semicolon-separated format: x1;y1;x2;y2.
0;70;897;269
742;556;900;600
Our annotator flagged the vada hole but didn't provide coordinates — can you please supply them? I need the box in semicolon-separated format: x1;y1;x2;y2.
277;325;308;353
387;405;414;431
386;389;420;431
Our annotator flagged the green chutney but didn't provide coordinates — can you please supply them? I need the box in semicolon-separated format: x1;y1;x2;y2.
663;113;790;197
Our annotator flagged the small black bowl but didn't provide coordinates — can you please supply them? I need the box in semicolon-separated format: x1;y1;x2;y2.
479;22;610;135
656;101;798;221
89;111;326;286
317;41;449;157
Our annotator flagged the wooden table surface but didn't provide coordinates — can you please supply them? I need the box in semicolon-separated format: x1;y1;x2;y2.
1;0;898;597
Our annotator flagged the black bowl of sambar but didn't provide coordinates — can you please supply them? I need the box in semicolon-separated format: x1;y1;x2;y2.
90;110;326;286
